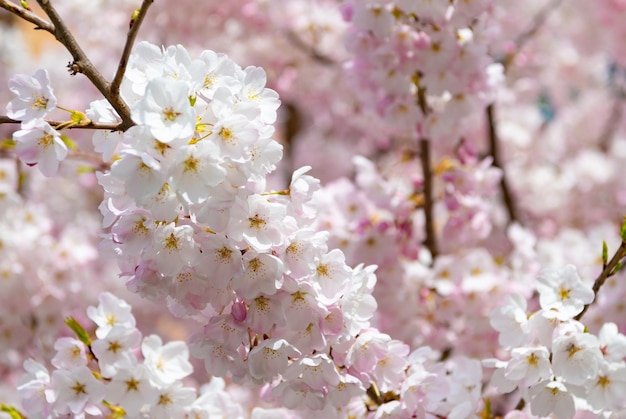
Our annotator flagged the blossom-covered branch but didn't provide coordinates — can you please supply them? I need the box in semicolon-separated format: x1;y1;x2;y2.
34;0;134;129
0;115;122;131
0;0;143;130
574;238;626;321
110;0;154;99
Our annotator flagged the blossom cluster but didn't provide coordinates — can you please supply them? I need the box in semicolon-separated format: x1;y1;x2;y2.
3;0;626;417
342;0;502;150
488;264;626;418
17;292;249;418
5;69;67;176
89;41;396;414
0;156;134;374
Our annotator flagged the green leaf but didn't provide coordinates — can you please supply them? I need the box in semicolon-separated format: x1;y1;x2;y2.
0;404;26;419
65;317;92;345
19;0;30;10
102;400;126;419
621;217;626;242
602;241;608;266
1;138;16;149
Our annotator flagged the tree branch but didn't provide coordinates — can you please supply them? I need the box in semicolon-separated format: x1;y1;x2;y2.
598;89;625;152
1;115;124;131
487;104;519;224
110;0;154;98
284;30;336;66
505;0;565;69
35;0;134;130
574;241;626;321
420;138;438;260
0;0;53;32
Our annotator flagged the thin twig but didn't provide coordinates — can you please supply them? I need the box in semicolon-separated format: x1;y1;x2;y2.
490;1;564;224
284;30;335;66
0;115;124;131
487;104;519;224
35;0;133;130
574;241;626;321
110;0;154;98
420;138;438;260
0;0;53;31
598;89;625;152
505;0;565;69
66;150;110;170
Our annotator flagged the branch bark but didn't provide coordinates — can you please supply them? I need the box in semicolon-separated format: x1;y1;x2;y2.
574;241;626;321
1;115;124;131
420;138;438;260
505;0;565;70
34;0;134;130
1;0;157;131
487;104;519;224
284;30;335;66
110;0;154;98
598;89;625;152
0;0;53;31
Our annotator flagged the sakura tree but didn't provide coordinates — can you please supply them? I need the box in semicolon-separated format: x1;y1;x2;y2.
0;0;625;418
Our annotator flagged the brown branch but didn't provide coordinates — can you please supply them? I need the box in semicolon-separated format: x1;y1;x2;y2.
284;30;336;66
598;89;625;152
35;0;134;130
0;0;53;31
574;241;626;321
487;104;519;224
420;138;438;260
110;0;154;98
504;0;564;69
66;150;110;170
1;115;124;131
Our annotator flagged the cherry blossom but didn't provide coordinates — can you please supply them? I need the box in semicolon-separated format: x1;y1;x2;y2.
6;69;57;122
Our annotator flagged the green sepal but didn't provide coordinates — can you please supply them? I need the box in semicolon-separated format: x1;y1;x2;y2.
19;0;30;10
69;110;90;126
602;241;608;266
1;138;16;149
481;398;492;419
60;135;78;151
0;404;26;419
611;260;623;276
18;171;26;191
102;400;126;419
65;317;92;346
77;166;96;174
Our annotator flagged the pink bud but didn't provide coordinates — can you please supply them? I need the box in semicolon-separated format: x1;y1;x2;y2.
231;299;247;323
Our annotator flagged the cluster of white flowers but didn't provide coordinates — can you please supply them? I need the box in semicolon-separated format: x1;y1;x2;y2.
90;42;391;414
487;264;626;418
5;40;498;418
8;34;626;417
6;69;67;176
17;292;247;418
